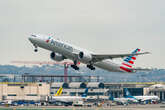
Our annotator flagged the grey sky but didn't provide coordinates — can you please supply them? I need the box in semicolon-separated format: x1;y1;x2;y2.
0;0;164;68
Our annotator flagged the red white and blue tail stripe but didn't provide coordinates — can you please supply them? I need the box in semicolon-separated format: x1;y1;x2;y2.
120;48;141;72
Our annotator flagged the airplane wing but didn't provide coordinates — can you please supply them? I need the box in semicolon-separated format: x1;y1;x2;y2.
91;52;150;63
130;68;152;71
117;67;152;73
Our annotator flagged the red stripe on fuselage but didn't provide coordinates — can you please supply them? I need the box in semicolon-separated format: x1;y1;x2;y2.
128;60;134;64
132;57;136;60
120;66;132;72
122;63;132;68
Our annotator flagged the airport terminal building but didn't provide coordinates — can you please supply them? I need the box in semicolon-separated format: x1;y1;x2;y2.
0;74;165;102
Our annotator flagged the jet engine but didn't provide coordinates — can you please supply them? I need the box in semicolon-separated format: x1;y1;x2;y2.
78;51;92;62
50;52;65;61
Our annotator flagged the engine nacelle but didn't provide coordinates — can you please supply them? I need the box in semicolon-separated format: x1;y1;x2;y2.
50;52;65;62
79;51;92;62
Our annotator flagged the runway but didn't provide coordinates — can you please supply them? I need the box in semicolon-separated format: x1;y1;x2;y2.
0;104;165;110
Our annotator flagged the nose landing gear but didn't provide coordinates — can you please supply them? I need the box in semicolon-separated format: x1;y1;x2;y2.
33;44;38;52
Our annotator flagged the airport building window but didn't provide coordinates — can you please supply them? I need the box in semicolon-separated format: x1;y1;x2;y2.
80;83;87;88
2;95;6;100
154;92;157;95
87;92;104;96
20;86;24;88
123;88;143;96
62;83;69;88
50;92;54;94
62;92;67;94
160;92;162;100
51;87;59;89
8;94;16;96
99;83;104;88
26;94;38;96
8;84;27;86
70;92;76;96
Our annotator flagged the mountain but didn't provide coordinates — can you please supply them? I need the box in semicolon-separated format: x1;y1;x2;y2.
0;65;164;82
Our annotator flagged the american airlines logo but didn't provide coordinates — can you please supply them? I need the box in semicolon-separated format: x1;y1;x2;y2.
50;39;73;52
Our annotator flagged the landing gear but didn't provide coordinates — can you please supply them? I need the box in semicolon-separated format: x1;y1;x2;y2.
87;64;95;70
71;60;79;70
33;44;38;52
71;65;79;70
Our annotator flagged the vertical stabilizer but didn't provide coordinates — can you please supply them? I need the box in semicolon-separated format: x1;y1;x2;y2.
82;88;88;97
124;88;136;99
54;87;63;96
120;48;141;72
109;93;114;101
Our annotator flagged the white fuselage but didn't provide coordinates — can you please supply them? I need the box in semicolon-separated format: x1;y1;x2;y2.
28;35;124;72
134;96;159;101
113;97;138;103
51;96;85;102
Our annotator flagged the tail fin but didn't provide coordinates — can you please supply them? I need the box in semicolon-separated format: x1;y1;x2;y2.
109;93;114;101
124;88;135;98
124;88;137;100
54;87;63;96
124;88;132;97
122;48;141;68
82;88;88;97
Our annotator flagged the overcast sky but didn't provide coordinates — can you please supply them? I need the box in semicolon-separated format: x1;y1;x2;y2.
0;0;164;68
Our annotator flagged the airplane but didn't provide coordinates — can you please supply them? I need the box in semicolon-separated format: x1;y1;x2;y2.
109;95;129;105
50;87;88;104
124;88;160;102
109;93;138;105
28;34;150;72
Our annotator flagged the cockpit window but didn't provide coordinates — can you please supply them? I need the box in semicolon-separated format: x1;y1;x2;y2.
31;35;37;37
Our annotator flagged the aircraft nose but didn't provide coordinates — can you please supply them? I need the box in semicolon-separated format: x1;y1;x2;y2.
28;36;32;41
28;34;37;42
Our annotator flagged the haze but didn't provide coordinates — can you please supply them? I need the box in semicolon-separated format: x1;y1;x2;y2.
0;0;164;68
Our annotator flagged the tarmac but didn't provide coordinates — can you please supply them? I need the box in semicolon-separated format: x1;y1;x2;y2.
0;104;165;110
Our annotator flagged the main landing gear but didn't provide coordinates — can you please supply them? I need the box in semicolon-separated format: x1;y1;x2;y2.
71;65;79;70
87;64;95;70
71;60;79;70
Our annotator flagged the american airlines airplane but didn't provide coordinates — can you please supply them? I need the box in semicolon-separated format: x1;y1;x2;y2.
28;34;149;72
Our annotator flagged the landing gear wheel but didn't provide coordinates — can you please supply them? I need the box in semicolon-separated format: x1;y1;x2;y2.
34;48;38;52
87;64;95;70
70;60;80;70
33;44;38;52
71;65;79;70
